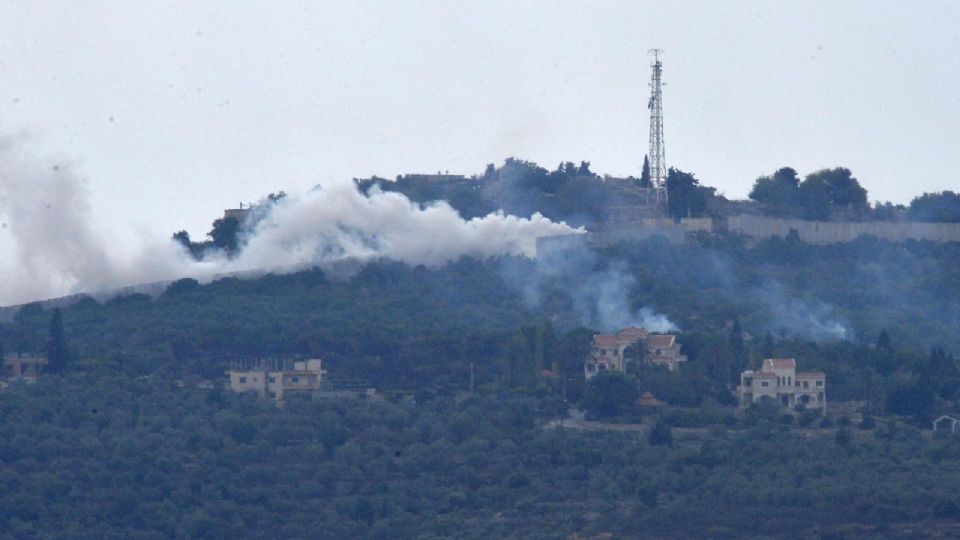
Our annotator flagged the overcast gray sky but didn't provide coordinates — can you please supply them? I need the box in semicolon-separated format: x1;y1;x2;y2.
1;0;959;244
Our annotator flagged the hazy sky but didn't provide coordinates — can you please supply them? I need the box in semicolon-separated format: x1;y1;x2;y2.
1;0;959;243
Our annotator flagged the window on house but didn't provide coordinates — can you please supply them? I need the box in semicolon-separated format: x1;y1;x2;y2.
761;381;769;387
269;377;276;384
803;381;809;388
816;380;824;386
292;376;300;383
239;376;247;384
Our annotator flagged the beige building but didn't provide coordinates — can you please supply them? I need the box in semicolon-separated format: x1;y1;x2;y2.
227;359;326;402
584;327;687;379
739;358;826;410
3;354;47;381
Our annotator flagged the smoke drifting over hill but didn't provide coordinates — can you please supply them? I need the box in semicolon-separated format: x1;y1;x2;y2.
0;137;579;306
501;241;678;333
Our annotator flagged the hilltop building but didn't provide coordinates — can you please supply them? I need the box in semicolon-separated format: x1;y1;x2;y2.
738;358;826;410
227;359;326;403
3;353;47;381
584;327;687;379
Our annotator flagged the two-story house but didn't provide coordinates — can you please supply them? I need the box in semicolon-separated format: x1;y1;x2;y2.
584;327;687;379
227;358;327;403
739;358;826;410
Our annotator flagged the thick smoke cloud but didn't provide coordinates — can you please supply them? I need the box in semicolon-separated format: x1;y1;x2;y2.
0;134;191;304
0;137;578;306
236;184;577;272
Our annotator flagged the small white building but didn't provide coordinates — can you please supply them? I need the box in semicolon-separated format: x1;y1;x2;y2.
739;358;826;410
227;359;326;403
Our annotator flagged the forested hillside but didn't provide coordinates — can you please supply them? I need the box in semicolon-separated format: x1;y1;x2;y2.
4;176;960;538
2;233;959;422
2;375;960;539
5;234;958;369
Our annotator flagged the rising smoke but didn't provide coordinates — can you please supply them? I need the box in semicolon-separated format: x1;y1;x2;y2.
0;136;579;306
501;238;678;332
0;135;850;344
749;279;851;341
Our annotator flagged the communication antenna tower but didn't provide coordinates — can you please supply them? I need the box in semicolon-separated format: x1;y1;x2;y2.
647;49;667;206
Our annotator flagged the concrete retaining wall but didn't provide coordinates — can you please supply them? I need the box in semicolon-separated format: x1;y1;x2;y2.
728;214;960;244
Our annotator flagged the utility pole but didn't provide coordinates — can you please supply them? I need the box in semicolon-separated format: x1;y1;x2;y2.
647;49;668;209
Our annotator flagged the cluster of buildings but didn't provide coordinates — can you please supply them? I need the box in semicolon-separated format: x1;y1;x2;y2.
584;327;687;379
582;328;828;412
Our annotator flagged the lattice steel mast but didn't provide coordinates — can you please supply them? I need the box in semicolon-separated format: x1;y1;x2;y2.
647;49;667;206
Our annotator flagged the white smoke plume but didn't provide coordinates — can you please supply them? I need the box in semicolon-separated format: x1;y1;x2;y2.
0;136;580;306
237;184;578;271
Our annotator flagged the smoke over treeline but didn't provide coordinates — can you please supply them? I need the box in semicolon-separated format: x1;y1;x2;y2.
3;135;959;352
0;137;579;306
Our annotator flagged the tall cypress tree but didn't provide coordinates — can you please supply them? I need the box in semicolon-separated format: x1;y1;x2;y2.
640;155;652;187
46;308;70;374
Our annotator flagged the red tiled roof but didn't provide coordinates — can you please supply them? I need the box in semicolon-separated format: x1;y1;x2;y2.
617;327;648;339
645;334;676;348
593;334;620;346
764;358;796;369
636;391;666;407
796;371;826;378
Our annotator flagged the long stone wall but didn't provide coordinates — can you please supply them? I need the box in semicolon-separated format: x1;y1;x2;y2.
727;214;960;244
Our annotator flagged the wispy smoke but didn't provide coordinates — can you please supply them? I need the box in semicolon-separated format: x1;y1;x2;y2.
502;238;677;332
0;136;579;305
750;279;850;341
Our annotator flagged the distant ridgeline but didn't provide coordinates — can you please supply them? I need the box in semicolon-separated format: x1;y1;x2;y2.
353;160;960;246
170;161;960;261
354;158;666;228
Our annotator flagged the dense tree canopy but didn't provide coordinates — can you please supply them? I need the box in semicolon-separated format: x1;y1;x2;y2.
908;191;960;222
749;166;869;219
1;375;959;539
666;168;714;219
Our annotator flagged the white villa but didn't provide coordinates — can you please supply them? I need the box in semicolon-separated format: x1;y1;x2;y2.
739;358;826;410
227;358;326;403
584;327;687;379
